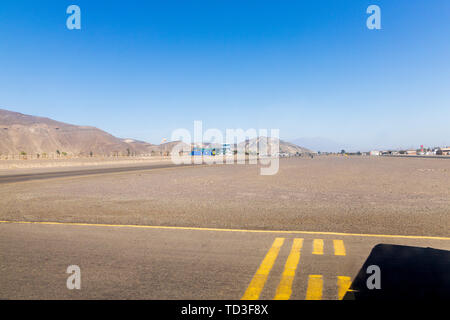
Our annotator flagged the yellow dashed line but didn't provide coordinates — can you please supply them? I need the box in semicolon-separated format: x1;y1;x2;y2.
337;276;352;300
333;240;346;256
312;239;324;255
274;238;304;300
306;275;323;300
242;237;285;300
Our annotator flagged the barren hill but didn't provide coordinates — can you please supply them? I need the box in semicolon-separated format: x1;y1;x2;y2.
238;137;312;155
0;109;311;157
0;109;155;156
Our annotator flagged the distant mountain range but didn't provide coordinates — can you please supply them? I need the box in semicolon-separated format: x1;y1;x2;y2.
289;137;350;153
0;109;311;156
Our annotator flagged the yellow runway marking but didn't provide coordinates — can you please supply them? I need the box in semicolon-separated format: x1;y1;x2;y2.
242;238;285;300
274;238;304;300
337;276;352;300
333;240;346;256
306;275;323;300
0;220;449;241
312;239;324;255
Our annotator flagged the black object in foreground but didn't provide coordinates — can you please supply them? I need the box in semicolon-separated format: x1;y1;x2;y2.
344;244;450;300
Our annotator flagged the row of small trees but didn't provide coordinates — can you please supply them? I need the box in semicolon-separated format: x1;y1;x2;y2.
0;150;80;160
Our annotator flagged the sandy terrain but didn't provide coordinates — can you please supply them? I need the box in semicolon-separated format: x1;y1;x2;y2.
0;156;172;171
0;156;449;236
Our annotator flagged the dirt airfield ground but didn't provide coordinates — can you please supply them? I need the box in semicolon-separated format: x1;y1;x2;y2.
0;156;449;237
0;156;170;171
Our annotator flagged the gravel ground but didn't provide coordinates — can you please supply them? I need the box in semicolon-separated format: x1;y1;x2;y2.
0;156;449;236
0;156;170;170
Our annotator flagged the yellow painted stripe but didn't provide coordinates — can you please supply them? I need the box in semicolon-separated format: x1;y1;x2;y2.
337;276;352;300
0;220;448;241
306;275;323;300
274;238;304;300
333;240;346;256
312;239;324;255
242;238;285;300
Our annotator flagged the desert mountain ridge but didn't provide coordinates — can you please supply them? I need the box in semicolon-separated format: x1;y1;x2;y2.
0;108;160;156
238;137;312;155
0;108;311;156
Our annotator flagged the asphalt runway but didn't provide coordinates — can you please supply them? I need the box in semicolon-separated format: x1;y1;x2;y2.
1;221;449;300
0;162;199;184
1;157;448;299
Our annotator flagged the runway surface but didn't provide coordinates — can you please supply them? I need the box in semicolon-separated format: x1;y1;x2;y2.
1;157;449;299
0;162;198;184
1;221;449;299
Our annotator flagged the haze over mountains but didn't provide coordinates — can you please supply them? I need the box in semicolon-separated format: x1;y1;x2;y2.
289;137;349;153
0;109;311;156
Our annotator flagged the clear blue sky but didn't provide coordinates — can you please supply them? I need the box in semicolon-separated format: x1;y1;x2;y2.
0;0;449;150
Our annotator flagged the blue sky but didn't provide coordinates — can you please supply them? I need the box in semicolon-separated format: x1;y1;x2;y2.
0;0;449;151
